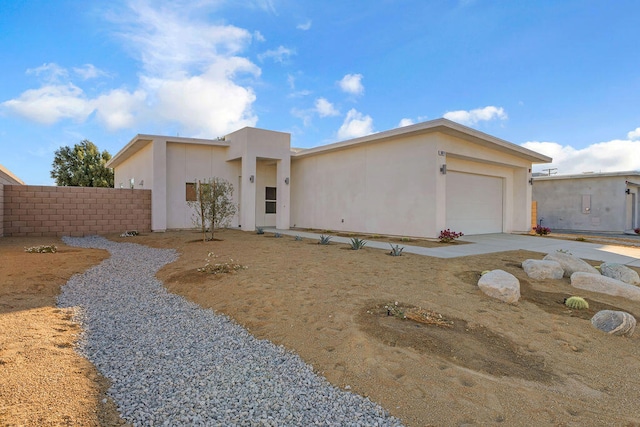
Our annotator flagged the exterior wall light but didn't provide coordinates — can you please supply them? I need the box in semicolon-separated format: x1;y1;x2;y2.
440;164;447;175
139;180;144;187
285;177;289;185
249;175;255;183
626;189;631;194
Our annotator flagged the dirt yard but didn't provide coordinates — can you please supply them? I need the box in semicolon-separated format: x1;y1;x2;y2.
2;230;640;426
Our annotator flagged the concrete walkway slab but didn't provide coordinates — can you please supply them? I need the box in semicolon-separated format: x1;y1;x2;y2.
264;229;640;266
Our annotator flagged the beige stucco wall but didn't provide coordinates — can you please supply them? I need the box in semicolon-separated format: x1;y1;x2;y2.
165;142;241;229
291;132;533;238
226;127;291;231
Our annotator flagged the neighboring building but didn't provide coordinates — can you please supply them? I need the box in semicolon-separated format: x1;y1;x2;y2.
0;163;25;185
533;171;640;233
106;118;551;238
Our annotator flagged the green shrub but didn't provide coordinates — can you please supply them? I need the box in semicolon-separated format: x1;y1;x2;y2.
349;237;367;250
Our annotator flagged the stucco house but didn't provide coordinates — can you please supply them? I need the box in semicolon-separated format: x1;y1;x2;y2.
533;171;640;233
0;163;25;185
106;118;551;238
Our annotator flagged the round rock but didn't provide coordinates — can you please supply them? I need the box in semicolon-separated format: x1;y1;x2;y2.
477;269;520;304
522;259;564;280
591;310;636;337
599;263;640;286
542;251;599;277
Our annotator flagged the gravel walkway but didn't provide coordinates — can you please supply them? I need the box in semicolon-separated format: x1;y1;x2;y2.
57;236;403;426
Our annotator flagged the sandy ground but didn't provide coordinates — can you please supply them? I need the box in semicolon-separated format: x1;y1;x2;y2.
2;229;640;426
0;237;127;426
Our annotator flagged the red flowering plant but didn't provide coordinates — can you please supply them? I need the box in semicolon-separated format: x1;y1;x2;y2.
438;229;464;243
634;227;640;235
533;225;551;235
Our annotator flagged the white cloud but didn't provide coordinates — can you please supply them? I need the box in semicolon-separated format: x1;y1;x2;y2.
337;109;373;140
1;84;93;124
314;98;339;117
144;58;260;136
26;63;68;83
258;45;294;63
253;30;266;42
339;73;364;96
3;1;262;136
94;88;147;130
398;118;414;127
627;127;640;140
297;20;312;30
73;64;109;80
522;133;640;175
443;106;507;126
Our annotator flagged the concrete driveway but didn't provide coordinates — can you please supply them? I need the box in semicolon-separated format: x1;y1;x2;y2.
266;229;640;267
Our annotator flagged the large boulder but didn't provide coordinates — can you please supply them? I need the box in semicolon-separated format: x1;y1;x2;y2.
522;259;564;280
570;272;640;302
600;262;640;286
542;251;599;277
591;310;636;337
478;270;520;303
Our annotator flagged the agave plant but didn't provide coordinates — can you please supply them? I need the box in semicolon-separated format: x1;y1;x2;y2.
318;234;332;245
294;235;303;241
389;243;404;256
349;237;367;250
256;227;264;235
274;232;282;238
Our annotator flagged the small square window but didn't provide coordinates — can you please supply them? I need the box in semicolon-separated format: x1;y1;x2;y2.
186;182;197;202
265;187;277;201
266;201;276;214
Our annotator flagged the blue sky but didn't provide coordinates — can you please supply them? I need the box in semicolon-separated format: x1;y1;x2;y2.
1;0;639;185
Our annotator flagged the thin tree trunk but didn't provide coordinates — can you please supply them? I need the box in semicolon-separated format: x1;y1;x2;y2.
198;180;206;242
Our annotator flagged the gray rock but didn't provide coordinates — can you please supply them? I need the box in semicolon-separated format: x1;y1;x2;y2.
522;259;564;280
478;269;520;303
600;262;640;286
543;251;599;277
570;272;640;302
591;310;636;337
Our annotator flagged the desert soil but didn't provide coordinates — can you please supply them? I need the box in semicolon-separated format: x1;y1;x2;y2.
0;237;127;426
2;229;640;426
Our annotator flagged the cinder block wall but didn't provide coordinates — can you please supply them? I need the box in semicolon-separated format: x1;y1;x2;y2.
2;185;151;237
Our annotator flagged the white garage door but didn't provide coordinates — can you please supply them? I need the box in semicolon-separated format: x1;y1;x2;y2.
446;171;503;234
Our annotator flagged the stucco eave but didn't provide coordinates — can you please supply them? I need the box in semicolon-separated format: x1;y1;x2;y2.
0;163;25;185
292;118;552;164
107;134;229;169
533;171;640;182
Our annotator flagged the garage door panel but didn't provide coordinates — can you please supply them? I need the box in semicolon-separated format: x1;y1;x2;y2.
446;172;503;234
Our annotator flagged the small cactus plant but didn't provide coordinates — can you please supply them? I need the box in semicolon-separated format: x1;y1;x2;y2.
389;244;404;256
565;296;589;310
349;237;367;250
294;235;303;241
274;232;282;238
256;227;265;235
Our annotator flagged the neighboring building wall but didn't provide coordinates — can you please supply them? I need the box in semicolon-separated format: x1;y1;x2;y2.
3;185;151;237
533;175;639;232
291;132;533;238
0;184;4;237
